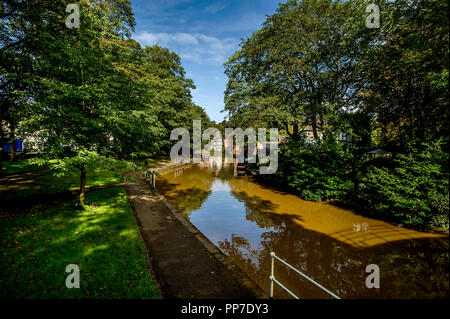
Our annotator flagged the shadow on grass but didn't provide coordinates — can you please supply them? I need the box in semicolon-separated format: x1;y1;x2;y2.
0;187;159;299
0;166;127;212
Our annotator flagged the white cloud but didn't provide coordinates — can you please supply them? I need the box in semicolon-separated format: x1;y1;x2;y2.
135;32;198;46
134;32;238;64
203;2;228;14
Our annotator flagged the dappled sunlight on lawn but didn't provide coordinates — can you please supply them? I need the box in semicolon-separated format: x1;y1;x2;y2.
0;187;158;298
0;164;127;202
83;244;109;256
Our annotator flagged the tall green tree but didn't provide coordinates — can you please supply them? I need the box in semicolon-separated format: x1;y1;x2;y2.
2;0;209;206
1;0;55;168
118;43;210;158
224;0;372;141
26;0;138;209
361;0;449;148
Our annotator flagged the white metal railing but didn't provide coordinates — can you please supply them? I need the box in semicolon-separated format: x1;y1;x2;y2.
269;252;340;299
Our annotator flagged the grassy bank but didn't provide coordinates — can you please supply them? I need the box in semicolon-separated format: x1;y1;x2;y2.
1;158;42;175
0;159;160;298
0;158;128;201
0;187;159;298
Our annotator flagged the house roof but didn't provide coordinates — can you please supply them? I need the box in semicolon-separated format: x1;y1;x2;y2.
302;124;322;131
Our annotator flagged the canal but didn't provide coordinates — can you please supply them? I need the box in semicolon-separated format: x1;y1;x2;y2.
156;162;449;298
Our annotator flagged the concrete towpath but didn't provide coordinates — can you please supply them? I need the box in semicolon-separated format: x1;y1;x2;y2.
123;168;266;299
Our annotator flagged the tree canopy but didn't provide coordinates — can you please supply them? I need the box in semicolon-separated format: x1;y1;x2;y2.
224;0;449;148
1;0;210;206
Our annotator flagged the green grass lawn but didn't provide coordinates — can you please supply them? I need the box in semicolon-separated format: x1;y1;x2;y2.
0;159;160;298
134;156;171;169
0;159;129;201
0;156;172;201
0;187;159;298
2;158;42;175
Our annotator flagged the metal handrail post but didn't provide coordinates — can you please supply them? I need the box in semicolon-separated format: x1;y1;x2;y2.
269;252;340;299
270;252;275;298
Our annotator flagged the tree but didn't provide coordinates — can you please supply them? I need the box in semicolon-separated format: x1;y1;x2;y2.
26;0;137;209
117;43;210;158
2;1;208;207
224;0;372;141
361;0;449;149
1;1;55;167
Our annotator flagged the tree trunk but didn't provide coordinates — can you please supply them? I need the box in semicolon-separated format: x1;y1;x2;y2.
284;122;292;137
0;126;4;176
293;122;299;139
351;163;358;197
10;142;16;161
79;165;86;210
319;116;325;141
312;121;320;143
10;129;16;161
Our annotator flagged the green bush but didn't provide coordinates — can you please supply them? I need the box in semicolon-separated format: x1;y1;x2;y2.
429;194;449;228
263;139;353;201
357;141;449;228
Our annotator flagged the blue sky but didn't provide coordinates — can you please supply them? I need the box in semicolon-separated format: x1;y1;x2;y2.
131;0;281;122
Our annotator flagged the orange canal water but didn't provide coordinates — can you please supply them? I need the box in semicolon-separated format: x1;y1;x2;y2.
156;163;449;298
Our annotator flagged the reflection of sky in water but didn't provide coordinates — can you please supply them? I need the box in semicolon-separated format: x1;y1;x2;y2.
189;180;276;267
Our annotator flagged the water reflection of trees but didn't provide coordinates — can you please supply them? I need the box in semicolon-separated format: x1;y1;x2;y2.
219;191;449;299
231;190;286;230
215;165;237;181
156;165;215;217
